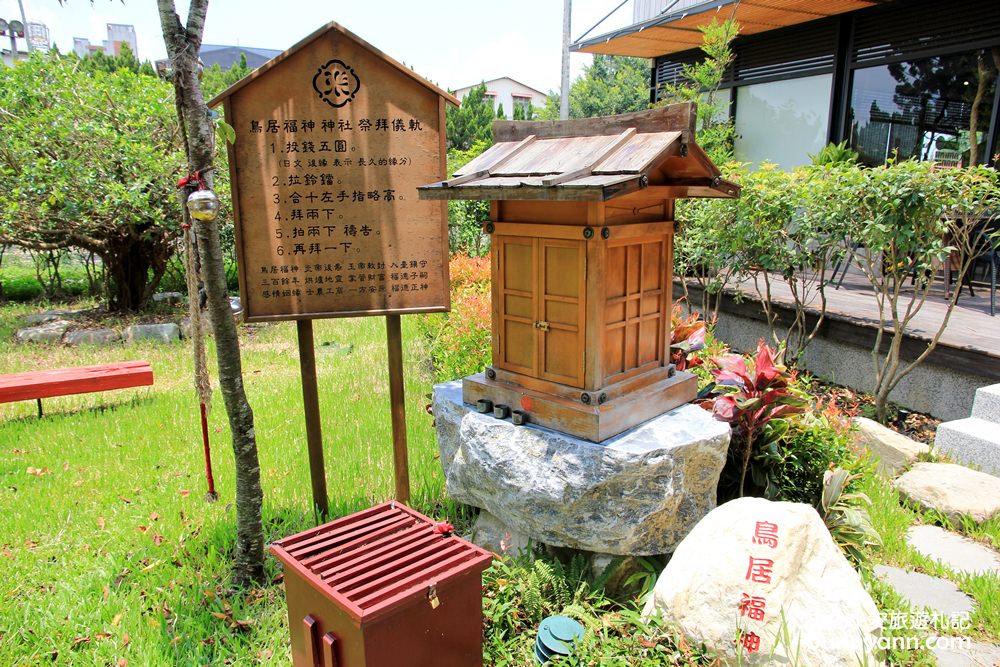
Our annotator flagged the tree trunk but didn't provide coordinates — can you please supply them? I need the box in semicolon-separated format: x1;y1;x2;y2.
103;235;171;312
157;0;265;587
107;246;150;311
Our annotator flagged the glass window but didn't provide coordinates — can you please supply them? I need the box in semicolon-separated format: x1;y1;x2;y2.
848;50;997;167
734;74;832;169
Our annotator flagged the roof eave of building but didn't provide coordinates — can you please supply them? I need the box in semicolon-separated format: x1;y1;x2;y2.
571;0;736;53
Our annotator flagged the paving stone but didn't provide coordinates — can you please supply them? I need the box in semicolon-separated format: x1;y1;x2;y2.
907;525;1000;576
64;329;121;346
24;309;76;324
14;320;71;343
152;291;183;305
873;565;975;617
853;416;930;476
895;463;1000;524
931;637;1000;667
125;323;181;343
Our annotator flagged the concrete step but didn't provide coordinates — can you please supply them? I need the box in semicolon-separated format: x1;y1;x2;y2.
971;383;1000;424
935;417;1000;477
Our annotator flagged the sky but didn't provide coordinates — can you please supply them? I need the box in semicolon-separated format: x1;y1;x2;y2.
1;0;636;94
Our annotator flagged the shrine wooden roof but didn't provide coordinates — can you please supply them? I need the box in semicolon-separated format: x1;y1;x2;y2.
418;104;739;202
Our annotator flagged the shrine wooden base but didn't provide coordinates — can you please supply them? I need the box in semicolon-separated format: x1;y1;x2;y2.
462;369;698;443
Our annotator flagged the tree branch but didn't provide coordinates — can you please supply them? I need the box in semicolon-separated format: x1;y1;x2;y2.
185;0;209;52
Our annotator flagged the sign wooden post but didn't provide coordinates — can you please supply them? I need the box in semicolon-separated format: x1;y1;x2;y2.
385;314;410;502
295;319;328;517
210;22;457;514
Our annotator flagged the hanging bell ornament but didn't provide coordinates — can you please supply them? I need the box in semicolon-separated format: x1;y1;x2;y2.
186;189;221;223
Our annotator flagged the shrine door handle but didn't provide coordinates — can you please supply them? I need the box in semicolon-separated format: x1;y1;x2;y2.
534;321;550;332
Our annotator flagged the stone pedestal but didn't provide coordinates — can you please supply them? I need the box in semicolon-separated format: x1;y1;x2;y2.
433;381;730;556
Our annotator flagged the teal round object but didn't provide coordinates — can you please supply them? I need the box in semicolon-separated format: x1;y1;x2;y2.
537;627;570;656
533;642;549;665
535;631;559;659
536;615;585;660
547;616;585;643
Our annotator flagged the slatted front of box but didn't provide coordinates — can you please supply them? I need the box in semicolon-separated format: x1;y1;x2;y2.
271;502;494;667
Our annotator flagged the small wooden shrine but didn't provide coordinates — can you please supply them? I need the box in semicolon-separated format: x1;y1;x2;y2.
419;103;739;442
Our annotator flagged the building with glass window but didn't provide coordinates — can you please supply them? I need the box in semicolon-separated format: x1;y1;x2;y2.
572;0;999;169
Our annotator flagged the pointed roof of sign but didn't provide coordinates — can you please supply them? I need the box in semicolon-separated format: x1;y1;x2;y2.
208;21;460;108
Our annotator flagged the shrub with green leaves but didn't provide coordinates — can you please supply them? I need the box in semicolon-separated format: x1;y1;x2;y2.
761;409;855;506
818;468;881;567
0;52;184;311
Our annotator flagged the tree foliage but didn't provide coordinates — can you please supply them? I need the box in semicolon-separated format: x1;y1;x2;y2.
74;42;157;77
539;55;651;120
447;140;492;256
0;51;184;311
657;18;738;163
676;160;1000;423
446;83;495;150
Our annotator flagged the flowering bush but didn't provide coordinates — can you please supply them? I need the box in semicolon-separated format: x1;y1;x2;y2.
417;254;492;382
447;254;490;291
695;334;860;504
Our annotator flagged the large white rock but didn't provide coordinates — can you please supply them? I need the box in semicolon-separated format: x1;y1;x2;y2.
643;497;883;666
433;381;730;555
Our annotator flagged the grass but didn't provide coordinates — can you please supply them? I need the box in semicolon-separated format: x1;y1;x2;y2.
0;303;451;664
0;251;94;302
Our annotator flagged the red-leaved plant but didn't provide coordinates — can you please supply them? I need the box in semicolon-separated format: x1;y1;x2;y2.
669;305;707;371
703;340;807;498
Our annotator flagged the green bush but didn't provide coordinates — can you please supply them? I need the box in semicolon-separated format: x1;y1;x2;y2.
417;255;491;382
762;410;856;505
446;141;492;256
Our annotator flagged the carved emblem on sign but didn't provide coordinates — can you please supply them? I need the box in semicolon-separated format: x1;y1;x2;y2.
313;59;361;108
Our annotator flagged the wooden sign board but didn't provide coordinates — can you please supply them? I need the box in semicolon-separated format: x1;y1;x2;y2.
211;22;456;322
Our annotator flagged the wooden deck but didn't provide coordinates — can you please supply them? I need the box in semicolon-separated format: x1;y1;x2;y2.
677;269;1000;380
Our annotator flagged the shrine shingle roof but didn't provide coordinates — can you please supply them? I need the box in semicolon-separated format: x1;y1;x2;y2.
418;104;739;202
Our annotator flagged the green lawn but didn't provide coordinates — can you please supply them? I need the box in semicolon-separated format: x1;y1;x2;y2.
0;304;450;664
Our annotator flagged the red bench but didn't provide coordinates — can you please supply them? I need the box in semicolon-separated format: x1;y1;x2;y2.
0;361;154;417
